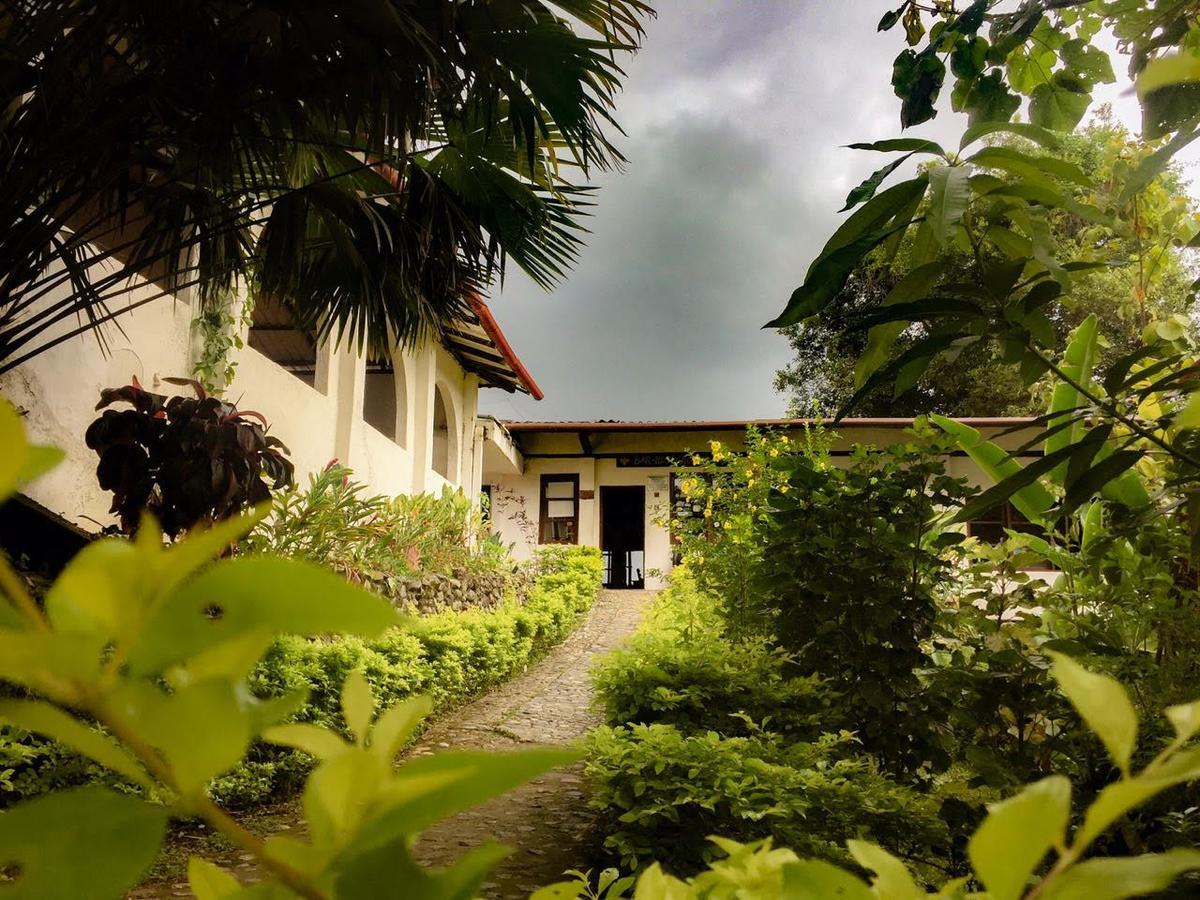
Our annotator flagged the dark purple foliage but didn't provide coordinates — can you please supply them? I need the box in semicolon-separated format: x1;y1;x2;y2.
85;377;293;538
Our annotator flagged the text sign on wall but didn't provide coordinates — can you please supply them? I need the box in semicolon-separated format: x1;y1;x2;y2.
614;453;704;468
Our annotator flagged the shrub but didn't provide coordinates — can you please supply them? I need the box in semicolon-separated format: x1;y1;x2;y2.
206;545;602;806
243;461;508;587
84;377;293;537
584;724;949;875
756;435;972;773
592;573;833;739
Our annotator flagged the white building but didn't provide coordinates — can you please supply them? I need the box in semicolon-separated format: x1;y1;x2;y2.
479;418;1041;590
1;284;541;533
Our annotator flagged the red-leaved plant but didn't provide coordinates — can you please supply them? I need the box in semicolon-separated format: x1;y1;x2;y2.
85;376;293;538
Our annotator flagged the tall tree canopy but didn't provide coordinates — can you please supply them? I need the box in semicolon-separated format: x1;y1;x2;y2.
0;0;652;372
775;113;1199;417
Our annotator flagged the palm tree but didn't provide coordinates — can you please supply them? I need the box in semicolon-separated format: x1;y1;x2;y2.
0;0;652;372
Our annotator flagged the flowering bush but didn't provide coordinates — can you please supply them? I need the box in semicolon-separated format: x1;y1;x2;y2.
667;426;827;631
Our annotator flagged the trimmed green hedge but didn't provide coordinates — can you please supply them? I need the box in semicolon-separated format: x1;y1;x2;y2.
584;569;951;876
0;547;602;810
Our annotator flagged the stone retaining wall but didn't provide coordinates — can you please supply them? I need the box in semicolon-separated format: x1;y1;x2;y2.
391;567;533;615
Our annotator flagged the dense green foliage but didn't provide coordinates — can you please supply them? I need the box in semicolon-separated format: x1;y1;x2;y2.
0;400;608;899
86;379;294;538
1;542;601;809
773;115;1200;417
585;574;952;878
243;462;510;588
0;0;652;372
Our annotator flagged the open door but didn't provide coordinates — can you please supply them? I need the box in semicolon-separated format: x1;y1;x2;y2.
600;486;645;589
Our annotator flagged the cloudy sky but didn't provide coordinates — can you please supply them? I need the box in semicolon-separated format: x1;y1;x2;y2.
478;1;1183;423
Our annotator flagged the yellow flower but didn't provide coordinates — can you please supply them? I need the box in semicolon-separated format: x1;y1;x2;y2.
691;455;703;466
769;448;779;457
779;483;790;493
703;507;712;518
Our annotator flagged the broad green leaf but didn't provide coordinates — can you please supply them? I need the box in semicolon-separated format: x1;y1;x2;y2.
1059;39;1115;85
0;699;152;790
1049;653;1137;775
0;785;166;899
853;261;948;387
334;837;508;900
362;749;578;846
959;121;1063;152
930;415;1054;522
846;138;947;156
1042;849;1200;900
783;859;873;899
342;669;375;745
115;680;256;795
156;505;271;600
188;858;243;900
927;166;970;246
371;696;433;762
967;146;1090;186
0;630;105;702
262;723;350;760
126;557;399;676
1076;778;1179;852
846;840;922;900
1166;700;1200;745
1007;43;1056;94
1030;72;1091;132
968;776;1071;900
1044;315;1099;482
1080;501;1103;550
166;630;277;689
841;154;915;211
1136;53;1200;98
1118;125;1200;206
43;539;140;641
0;399;65;504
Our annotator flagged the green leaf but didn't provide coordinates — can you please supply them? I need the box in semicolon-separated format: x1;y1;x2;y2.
959;120;1063;151
1029;71;1091;131
1136;53;1200;98
115;680;256;795
930;415;1054;522
156;505;271;600
0;630;105;702
968;776;1071;900
854;261;946;387
956;70;1021;125
783;859;873;899
1044;314;1099;479
893;50;946;128
1166;700;1200;745
0;699;152;790
1065;450;1144;512
126;557;400;676
846;138;946;156
1059;38;1115;85
371;696;433;763
334;838;509;900
927;166;970;246
1042;849;1200;900
967;146;1091;186
43;539;140;641
0;399;64;504
1007;43;1056;94
1118;125;1200;206
262;723;351;760
341;669;376;746
841;154;916;211
188;858;243;900
847;840;922;900
1049;653;1138;775
363;749;579;846
0;785;167;899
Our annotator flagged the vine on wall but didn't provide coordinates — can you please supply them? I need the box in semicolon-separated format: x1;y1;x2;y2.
191;290;254;392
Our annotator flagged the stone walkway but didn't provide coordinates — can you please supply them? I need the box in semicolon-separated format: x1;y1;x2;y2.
130;588;652;899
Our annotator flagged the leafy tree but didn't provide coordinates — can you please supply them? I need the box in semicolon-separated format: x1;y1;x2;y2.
774;113;1199;417
767;0;1200;529
0;0;652;373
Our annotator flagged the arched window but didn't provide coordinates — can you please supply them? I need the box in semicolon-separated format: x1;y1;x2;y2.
431;384;457;480
362;356;408;447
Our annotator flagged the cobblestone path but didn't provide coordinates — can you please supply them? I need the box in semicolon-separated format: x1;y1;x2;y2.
130;588;652;899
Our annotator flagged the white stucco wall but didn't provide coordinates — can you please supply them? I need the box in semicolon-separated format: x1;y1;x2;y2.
2;277;485;532
483;423;1041;591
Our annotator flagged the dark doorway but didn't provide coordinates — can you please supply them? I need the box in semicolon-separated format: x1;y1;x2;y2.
601;486;645;589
